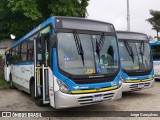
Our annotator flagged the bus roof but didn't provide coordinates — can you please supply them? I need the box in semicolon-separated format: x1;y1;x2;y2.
149;41;160;45
117;31;148;41
6;16;115;52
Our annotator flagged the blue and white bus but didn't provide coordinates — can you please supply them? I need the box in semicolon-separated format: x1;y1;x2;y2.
4;16;122;109
117;31;154;91
150;41;160;78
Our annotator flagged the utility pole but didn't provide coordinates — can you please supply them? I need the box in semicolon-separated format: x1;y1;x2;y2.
127;0;130;31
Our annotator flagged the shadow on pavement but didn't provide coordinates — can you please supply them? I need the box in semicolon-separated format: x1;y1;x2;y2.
155;78;160;82
122;91;152;99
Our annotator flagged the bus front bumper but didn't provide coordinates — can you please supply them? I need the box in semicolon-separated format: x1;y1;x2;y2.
122;79;154;92
54;86;122;109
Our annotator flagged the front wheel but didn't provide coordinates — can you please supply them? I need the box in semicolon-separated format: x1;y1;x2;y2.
30;80;43;107
35;97;43;107
30;81;35;100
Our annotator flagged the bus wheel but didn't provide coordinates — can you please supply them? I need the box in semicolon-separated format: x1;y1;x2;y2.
10;74;15;88
35;96;43;107
30;81;35;100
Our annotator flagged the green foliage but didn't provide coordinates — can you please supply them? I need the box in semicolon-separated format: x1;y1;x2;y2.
154;36;160;41
0;0;89;39
0;78;10;88
0;0;39;39
8;0;42;20
8;0;89;19
147;10;160;38
49;0;89;17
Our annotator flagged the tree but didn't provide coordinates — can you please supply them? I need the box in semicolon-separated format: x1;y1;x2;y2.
148;35;153;41
0;0;89;39
7;0;89;20
147;10;160;40
49;0;89;17
0;0;40;39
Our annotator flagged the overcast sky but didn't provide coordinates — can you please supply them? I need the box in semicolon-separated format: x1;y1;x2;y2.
87;0;160;38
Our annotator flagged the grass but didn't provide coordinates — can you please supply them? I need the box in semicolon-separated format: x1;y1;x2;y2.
0;78;10;89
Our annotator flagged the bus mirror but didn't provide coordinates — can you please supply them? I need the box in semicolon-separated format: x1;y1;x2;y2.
49;35;57;48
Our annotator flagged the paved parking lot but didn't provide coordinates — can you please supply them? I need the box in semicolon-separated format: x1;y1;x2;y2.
0;80;160;120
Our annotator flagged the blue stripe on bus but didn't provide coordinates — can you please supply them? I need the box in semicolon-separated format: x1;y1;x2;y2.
12;61;34;66
149;41;160;46
153;59;160;61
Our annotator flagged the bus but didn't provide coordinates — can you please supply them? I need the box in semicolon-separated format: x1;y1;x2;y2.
117;31;154;92
4;16;122;109
150;41;160;78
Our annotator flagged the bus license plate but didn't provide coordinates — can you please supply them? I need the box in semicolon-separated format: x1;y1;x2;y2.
139;83;144;88
93;94;103;101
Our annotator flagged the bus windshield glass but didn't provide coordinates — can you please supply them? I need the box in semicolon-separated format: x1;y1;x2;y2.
57;32;119;75
119;41;152;71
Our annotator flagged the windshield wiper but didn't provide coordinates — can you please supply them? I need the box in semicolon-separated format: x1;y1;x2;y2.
73;30;85;66
124;41;134;63
98;33;105;50
140;41;144;55
96;33;105;63
139;41;145;63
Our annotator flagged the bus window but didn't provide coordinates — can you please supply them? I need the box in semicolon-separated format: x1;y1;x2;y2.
151;45;160;60
27;40;34;61
21;41;28;61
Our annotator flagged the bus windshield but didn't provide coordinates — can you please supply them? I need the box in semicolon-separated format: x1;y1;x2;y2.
57;32;119;75
119;41;152;71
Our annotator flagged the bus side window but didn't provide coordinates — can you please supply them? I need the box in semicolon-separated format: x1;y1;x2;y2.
27;40;34;61
36;38;43;65
21;41;28;61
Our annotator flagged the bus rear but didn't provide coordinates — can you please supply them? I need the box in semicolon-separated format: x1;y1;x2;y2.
150;41;160;78
117;31;154;92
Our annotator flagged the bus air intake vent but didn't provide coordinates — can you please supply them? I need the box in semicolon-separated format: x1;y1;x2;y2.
129;84;142;91
144;82;150;87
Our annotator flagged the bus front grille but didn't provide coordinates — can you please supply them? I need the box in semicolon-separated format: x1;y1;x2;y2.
129;82;151;91
129;84;141;91
77;93;114;105
144;82;150;87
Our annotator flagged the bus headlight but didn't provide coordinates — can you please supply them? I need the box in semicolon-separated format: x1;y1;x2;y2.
118;77;123;88
56;79;71;94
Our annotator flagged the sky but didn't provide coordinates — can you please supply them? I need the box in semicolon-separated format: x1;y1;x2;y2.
87;0;160;38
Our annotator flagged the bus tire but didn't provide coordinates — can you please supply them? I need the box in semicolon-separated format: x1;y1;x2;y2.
35;96;43;107
10;74;15;88
30;81;35;100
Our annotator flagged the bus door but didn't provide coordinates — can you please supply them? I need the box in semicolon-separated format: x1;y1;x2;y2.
34;34;50;104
